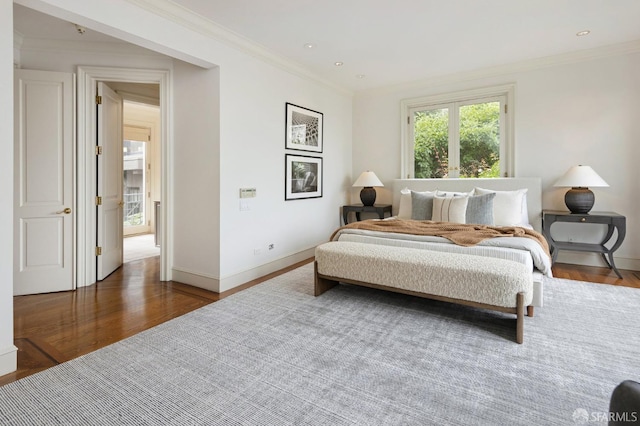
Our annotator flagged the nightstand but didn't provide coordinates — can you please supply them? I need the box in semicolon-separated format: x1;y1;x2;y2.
542;210;626;278
342;204;392;225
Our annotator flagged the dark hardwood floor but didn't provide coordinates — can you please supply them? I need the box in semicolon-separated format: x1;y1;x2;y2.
0;256;638;387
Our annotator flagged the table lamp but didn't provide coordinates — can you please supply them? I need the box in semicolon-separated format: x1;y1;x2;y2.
353;171;384;206
553;165;609;213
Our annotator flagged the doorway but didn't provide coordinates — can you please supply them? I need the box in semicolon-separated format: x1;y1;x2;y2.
77;67;172;288
122;100;161;263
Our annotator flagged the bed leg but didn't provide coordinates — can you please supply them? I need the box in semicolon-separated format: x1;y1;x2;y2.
314;262;337;296
516;292;524;344
527;306;534;317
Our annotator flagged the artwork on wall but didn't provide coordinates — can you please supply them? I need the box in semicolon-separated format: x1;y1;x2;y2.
285;154;323;200
285;103;323;153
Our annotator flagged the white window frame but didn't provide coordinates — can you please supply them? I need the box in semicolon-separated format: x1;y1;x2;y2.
400;84;515;179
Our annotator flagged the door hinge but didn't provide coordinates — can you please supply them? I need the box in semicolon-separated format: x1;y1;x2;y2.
96;95;102;105
407;116;410;124
148;191;151;198
148;220;151;226
95;246;102;256
96;196;102;205
504;104;508;113
96;145;103;155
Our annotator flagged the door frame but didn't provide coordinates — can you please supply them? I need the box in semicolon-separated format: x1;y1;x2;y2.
77;66;172;287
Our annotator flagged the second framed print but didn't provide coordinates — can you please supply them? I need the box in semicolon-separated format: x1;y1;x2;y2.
285;154;323;200
285;103;323;153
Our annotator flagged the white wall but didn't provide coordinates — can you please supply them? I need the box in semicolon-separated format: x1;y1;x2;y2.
216;49;352;291
171;50;353;292
0;0;17;377
172;62;221;285
353;51;640;270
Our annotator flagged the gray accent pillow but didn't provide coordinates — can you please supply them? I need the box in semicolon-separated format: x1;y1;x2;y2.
466;193;496;225
411;191;434;220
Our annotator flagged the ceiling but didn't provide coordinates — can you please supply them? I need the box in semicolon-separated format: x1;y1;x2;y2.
14;1;640;91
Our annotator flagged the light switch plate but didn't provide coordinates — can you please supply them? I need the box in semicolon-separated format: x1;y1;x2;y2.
239;188;257;198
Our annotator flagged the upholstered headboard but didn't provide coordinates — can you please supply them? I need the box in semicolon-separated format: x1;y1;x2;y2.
392;178;542;232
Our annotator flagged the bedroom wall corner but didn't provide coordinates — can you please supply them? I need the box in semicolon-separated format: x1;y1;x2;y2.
0;0;17;376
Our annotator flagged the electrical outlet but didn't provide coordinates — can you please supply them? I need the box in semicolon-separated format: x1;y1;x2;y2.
268;243;274;250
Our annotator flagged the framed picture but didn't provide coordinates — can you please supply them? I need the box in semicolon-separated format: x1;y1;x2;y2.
285;154;323;200
285;103;323;153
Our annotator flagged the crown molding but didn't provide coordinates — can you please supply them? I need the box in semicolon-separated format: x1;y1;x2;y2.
125;0;353;96
356;39;640;97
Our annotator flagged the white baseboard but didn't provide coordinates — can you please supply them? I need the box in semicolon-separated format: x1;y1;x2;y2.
171;267;220;292
171;247;316;294
218;248;315;293
556;252;640;272
0;344;18;376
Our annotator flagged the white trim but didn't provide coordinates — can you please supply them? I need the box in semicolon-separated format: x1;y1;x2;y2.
172;247;316;293
400;84;515;179
171;267;220;292
0;345;18;377
218;248;316;293
76;66;172;287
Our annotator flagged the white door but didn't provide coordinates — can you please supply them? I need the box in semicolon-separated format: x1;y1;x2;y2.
96;82;123;280
13;69;74;295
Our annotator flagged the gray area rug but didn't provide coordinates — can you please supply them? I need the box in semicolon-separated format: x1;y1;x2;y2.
1;263;639;425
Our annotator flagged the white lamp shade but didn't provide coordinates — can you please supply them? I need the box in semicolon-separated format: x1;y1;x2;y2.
352;171;384;187
553;165;609;188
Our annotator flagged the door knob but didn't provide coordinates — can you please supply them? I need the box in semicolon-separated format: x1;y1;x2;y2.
56;207;72;214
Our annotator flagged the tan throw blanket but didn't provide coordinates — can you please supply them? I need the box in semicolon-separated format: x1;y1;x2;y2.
331;218;551;258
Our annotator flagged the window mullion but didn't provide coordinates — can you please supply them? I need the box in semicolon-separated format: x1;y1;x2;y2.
449;103;460;178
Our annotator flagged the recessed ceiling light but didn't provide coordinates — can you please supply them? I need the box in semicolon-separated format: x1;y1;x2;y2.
303;43;315;49
334;61;344;66
576;30;591;37
356;74;365;79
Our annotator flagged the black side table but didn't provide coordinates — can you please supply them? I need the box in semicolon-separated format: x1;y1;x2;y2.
342;204;392;225
542;210;626;278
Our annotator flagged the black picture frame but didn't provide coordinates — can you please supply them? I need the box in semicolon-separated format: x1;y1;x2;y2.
285;154;323;200
285;103;323;153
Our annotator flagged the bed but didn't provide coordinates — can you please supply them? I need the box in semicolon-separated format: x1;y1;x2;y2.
332;178;552;309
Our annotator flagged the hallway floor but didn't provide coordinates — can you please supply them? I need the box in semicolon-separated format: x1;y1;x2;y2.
123;233;160;263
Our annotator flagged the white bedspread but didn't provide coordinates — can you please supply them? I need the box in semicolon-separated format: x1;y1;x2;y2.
332;228;552;277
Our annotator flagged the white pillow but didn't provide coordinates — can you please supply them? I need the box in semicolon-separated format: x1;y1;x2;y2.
474;187;528;226
432;195;468;223
397;188;412;219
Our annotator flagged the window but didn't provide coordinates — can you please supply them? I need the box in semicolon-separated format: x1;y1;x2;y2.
401;85;514;179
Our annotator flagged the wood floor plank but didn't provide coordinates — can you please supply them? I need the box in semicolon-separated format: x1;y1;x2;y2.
0;256;637;387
